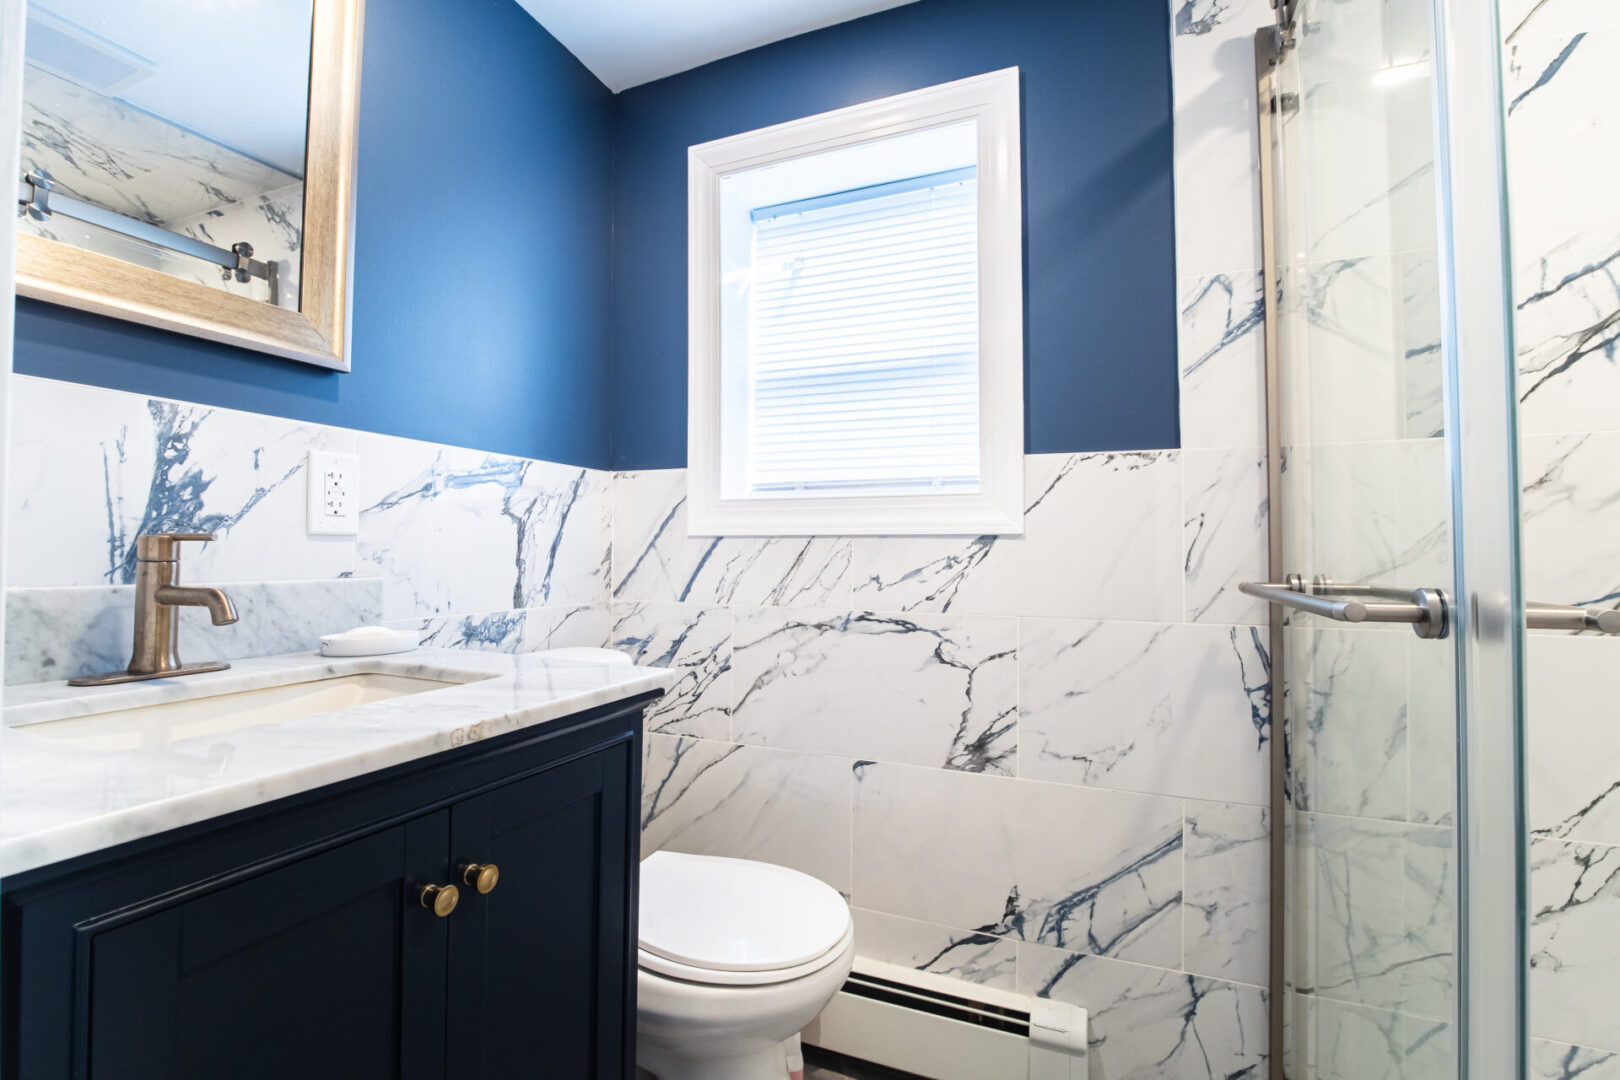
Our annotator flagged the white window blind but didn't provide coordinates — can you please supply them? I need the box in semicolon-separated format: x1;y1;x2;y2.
745;167;980;495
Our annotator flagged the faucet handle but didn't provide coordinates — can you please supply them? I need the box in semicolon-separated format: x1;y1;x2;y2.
135;532;217;562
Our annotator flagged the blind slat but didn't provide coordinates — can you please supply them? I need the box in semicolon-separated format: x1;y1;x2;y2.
743;173;980;495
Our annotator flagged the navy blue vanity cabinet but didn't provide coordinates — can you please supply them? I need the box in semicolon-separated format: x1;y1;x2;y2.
1;692;656;1080
446;744;634;1079
84;813;454;1080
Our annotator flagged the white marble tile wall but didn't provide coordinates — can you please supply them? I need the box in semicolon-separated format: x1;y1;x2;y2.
1173;0;1272;454
4;374;614;684
632;6;1284;1078
630;447;1273;1078
1504;0;1620;1064
1020;942;1269;1080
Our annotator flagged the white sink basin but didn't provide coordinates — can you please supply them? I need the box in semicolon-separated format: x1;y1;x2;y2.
23;672;471;752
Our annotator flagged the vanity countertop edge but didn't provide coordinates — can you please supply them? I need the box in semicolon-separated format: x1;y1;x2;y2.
0;650;675;878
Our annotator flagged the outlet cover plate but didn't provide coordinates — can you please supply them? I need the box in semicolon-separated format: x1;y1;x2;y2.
307;450;359;536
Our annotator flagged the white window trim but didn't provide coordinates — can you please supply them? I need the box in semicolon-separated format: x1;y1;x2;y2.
687;67;1025;537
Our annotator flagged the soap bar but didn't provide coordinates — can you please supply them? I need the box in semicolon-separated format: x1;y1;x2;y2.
319;625;419;657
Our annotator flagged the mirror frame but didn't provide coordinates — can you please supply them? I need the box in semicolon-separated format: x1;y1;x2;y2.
14;0;365;372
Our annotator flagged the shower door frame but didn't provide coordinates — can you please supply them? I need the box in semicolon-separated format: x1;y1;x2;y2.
1252;0;1530;1075
1252;27;1288;1078
1428;0;1529;1076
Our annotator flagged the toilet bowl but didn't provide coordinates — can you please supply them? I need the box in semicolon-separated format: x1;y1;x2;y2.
637;851;855;1080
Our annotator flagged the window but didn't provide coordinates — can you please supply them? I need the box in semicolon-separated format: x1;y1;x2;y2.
687;69;1024;536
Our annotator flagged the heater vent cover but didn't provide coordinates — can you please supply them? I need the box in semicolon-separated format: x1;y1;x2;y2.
804;958;1088;1080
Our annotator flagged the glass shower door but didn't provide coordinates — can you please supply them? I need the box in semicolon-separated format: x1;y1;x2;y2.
1253;0;1525;1075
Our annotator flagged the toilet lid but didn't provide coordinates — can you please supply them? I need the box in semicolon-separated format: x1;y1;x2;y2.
639;852;851;973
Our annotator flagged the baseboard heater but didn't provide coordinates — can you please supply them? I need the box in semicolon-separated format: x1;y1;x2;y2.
802;958;1088;1080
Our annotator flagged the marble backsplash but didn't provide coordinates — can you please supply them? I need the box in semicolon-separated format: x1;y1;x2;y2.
4;374;614;685
5;579;381;685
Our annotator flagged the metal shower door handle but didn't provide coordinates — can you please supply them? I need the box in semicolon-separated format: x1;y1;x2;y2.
1526;602;1620;634
1240;579;1451;639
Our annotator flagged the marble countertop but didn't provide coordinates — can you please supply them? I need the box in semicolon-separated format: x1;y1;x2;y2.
0;650;674;878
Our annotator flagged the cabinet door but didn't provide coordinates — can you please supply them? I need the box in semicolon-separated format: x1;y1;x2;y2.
82;812;452;1080
446;743;636;1080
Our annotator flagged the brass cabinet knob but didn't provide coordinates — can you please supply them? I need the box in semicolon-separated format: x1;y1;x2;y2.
461;862;500;895
418;882;460;917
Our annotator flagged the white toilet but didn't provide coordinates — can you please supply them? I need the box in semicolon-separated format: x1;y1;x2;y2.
637;851;855;1080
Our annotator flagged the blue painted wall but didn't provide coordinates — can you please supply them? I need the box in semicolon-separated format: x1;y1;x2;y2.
13;0;616;469
608;0;1178;469
14;0;1177;471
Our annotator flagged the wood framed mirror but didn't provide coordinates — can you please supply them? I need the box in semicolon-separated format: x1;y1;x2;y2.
14;0;364;371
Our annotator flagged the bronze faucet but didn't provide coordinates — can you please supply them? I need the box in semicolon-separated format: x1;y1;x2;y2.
69;533;240;687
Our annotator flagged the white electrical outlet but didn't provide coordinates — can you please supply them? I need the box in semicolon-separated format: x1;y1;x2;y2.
307;450;360;536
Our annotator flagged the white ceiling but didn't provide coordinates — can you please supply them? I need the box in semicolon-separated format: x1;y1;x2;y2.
516;0;923;93
29;0;313;175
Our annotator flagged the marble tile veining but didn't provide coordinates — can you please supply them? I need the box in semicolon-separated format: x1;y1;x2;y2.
1513;231;1620;437
19;68;300;228
1182;447;1269;625
610;469;852;609
850;451;1184;622
849;908;1019;991
1178;271;1267;451
1520;432;1620;610
1290;995;1415;1080
1501;0;1620;40
1532;1038;1620;1080
609;603;732;740
641;733;854;895
1287;625;1409;822
1171;0;1281;112
1020;944;1268;1080
1185;801;1270;987
358;433;609;620
7;376;357;588
732;608;1018;774
385;602;612;658
1527;636;1620;846
853;762;1184;968
1291;68;1436;265
1529;836;1620;1051
1505;29;1620;239
1019;618;1269;805
1297;257;1407;445
1294;811;1454;1017
1280;440;1448;599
